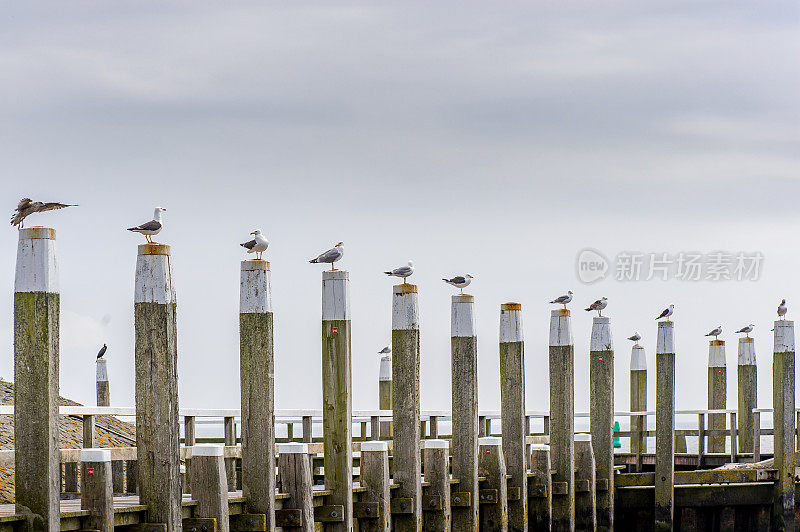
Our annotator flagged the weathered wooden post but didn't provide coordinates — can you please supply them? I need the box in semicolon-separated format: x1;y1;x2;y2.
134;242;181;531
451;294;479;531
573;435;596;531
499;303;527;532
478;436;508;531
737;336;756;454
14;226;60;531
240;257;276;526
392;283;422;530
96;357;110;407
772;319;795;530
529;444;552;531
277;443;314;531
654;321;675;531
81;448;114;532
322;270;353;531
707;339;726;453
549;308;575;532
589;316;613;531
422;440;451;531
190;445;230;532
359;441;391;532
379;353;392;438
630;342;647;472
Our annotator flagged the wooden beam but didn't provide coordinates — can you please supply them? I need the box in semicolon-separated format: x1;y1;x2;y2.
529;444;552;530
590;315;614;531
359;441;390;531
81;449;114;532
772;319;795;530
190;445;229;532
478;437;508;531
655;320;675;531
422;439;451;531
574;435;596;530
737;337;757;454
707;340;727;453
549;308;575;532
630;344;647;474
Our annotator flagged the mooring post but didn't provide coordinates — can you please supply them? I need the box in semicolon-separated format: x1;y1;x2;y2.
499;302;527;532
451;294;479;531
574;435;597;531
184;416;196;494
96;356;110;407
190;445;230;532
379;354;392;439
589;316;614;531
478;436;509;531
391;283;422;530
422;439;451;531
772;319;795;530
737;337;756;454
654;320;675;531
81;448;114;532
239;258;276;524
359;441;391;532
549;308;575;532
277;443;314;531
529;444;552;531
630;342;647;473
707;339;727;453
322;269;353;531
134;242;181;531
14;227;60;531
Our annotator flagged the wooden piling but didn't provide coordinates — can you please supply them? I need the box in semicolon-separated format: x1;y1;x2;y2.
379;354;392;439
239;258;276;525
451;294;479;531
707;340;727;453
96;358;110;407
574;435;596;531
629;343;647;472
422;439;451;531
499;303;527;532
478;437;509;531
134;242;181;531
322;270;353;531
81;448;114;532
359;441;391;532
549;308;574;532
529;444;552;531
391;284;422;531
654;321;675;531
589;316;613;531
277;443;314;531
737;337;757;454
190;445;230;532
772;319;795;530
14;227;60;531
184;417;196;494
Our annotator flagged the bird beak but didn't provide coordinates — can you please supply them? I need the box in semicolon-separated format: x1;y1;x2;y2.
250;231;256;235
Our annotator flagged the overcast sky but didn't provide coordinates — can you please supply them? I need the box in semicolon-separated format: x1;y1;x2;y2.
1;2;798;428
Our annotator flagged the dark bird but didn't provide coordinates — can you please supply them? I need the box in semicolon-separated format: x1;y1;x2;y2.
127;207;166;244
778;299;788;319
11;198;76;228
97;344;107;359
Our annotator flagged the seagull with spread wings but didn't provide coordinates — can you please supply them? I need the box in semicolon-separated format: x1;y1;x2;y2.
11;198;76;228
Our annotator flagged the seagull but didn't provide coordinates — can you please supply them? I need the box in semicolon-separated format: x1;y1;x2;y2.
378;346;391;356
96;344;107;360
736;324;755;338
778;299;788;320
11;198;76;229
549;291;573;309
627;332;642;343
309;242;344;270
705;326;723;340
127;207;166;244
240;230;269;260
385;261;414;283
655;304;674;322
585;297;608;317
443;274;473;294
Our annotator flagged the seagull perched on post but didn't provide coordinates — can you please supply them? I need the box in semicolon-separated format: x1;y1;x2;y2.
655;304;674;322
309;242;344;270
736;324;755;338
443;274;473;294
549;291;573;309
96;344;107;360
378;346;391;356
778;299;788;320
240;230;269;260
10;198;76;229
705;326;723;340
385;261;414;283
585;297;608;317
127;207;166;244
627;332;642;344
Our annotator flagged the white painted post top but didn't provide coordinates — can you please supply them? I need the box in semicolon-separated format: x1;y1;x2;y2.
738;337;756;365
322;270;350;321
451;294;476;338
630;345;647;371
774;320;795;353
708;340;726;368
135;244;176;304
500;303;523;343
277;442;309;454
478;436;502;446
361;441;388;452
379;356;391;382
549;309;573;347
240;260;272;314
574;434;591;442
656;320;675;354
590;316;613;352
392;284;419;330
532;444;550;451
15;227;58;293
424;439;449;449
81;448;111;462
96;358;109;381
192;444;224;457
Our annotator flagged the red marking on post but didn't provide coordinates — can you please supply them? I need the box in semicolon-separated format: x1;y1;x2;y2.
332;327;339;334
598;356;604;361
485;448;491;454
87;467;95;476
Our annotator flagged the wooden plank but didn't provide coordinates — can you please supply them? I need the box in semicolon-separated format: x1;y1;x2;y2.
477;438;508;530
182;518;216;532
277;443;314;531
359;441;390;531
615;469;779;487
190;446;229;532
422;440;451;530
549;308;575;532
574;436;596;530
529;445;552;530
314;506;345;523
229;514;266;532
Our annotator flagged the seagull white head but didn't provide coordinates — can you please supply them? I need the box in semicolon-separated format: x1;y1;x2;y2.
466;274;474;279
153;207;166;219
250;230;262;235
407;260;414;267
335;241;344;247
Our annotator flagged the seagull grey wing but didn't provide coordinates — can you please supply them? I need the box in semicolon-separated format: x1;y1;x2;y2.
129;220;162;231
15;198;32;211
656;309;668;320
241;239;257;250
554;295;568;304
449;276;466;284
393;266;413;276
316;247;342;263
38;202;75;212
